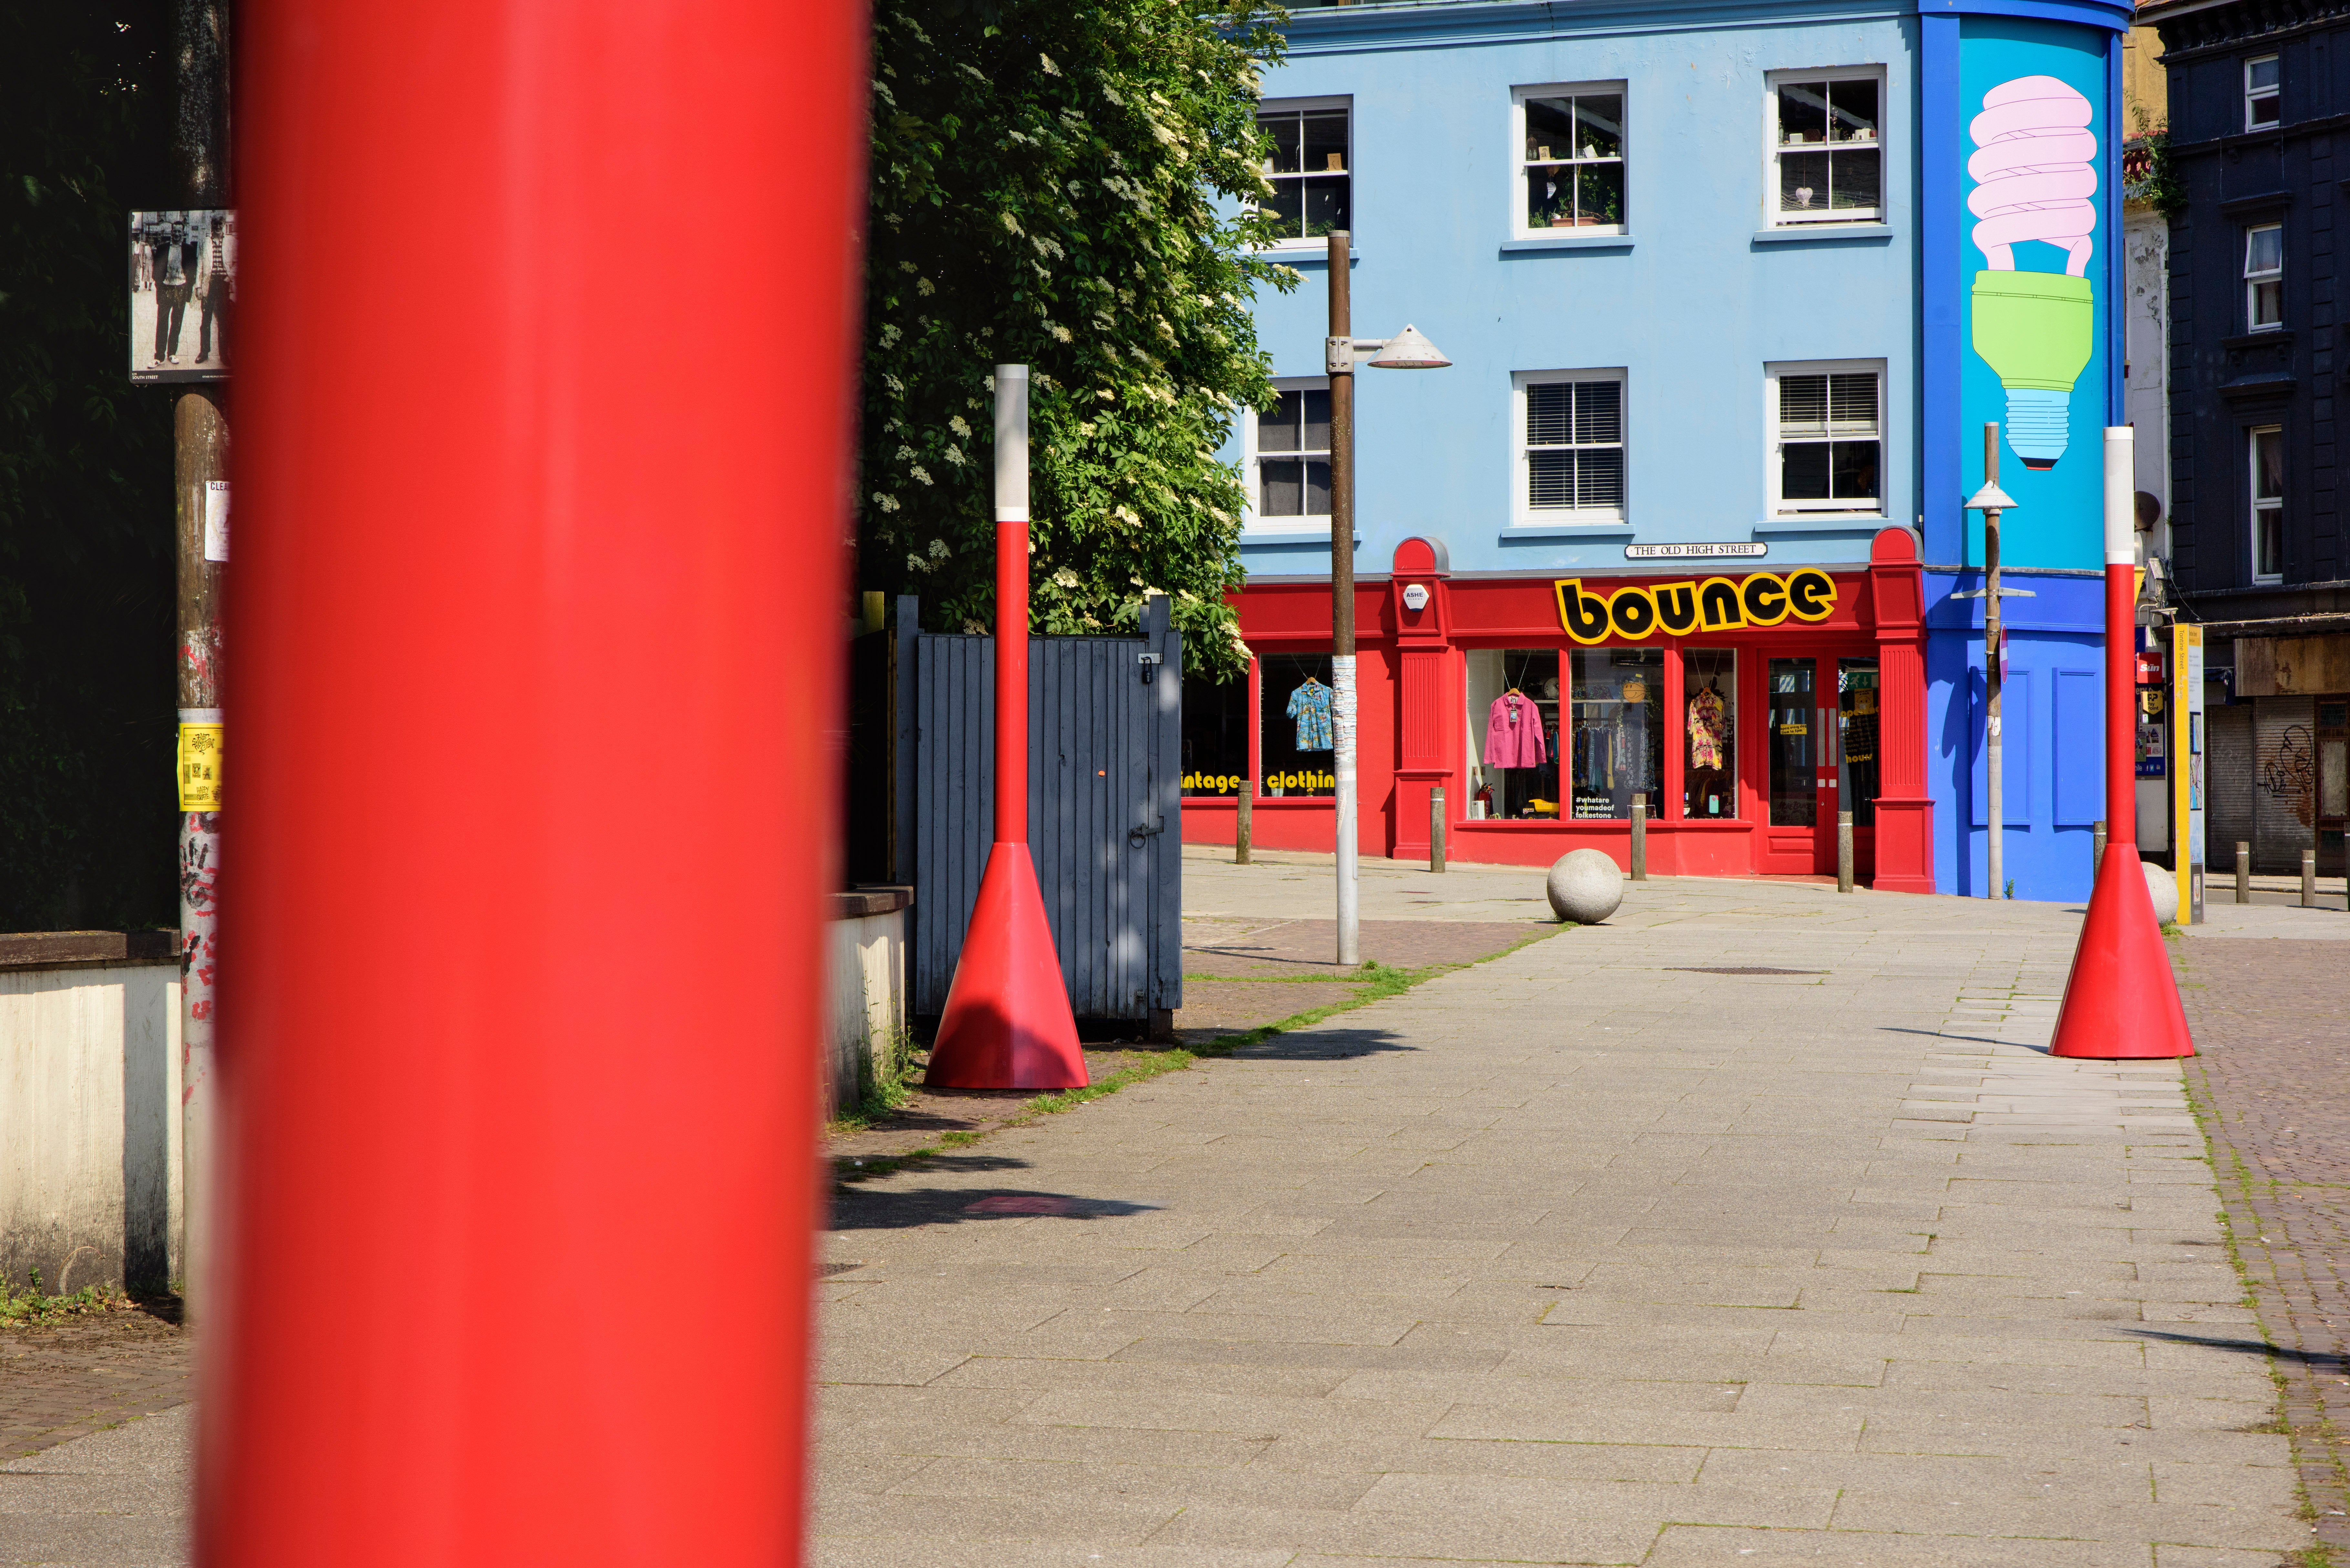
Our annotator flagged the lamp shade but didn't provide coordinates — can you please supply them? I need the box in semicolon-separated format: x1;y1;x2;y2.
1368;324;1450;369
1964;481;2018;512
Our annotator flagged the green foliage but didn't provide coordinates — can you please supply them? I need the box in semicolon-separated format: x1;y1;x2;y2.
0;3;178;931
861;0;1294;678
0;1266;124;1327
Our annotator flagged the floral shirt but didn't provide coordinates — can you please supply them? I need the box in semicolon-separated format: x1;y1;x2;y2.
1688;687;1728;771
1286;681;1334;752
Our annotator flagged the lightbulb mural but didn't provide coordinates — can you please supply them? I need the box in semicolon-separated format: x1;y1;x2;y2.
1967;74;2097;470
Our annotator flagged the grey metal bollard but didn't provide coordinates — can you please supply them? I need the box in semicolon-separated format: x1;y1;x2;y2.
2304;847;2318;908
1629;794;1648;881
1429;786;1447;874
2237;842;2251;904
2093;820;2107;875
1234;780;1252;866
1837;810;1855;893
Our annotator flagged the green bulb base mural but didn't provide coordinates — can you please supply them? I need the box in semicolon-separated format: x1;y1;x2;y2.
1969;269;2092;471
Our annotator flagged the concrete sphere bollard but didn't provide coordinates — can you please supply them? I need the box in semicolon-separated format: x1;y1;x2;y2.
2143;859;2179;926
1547;847;1624;924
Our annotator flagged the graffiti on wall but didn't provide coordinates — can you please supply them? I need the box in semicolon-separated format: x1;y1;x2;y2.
2258;723;2315;827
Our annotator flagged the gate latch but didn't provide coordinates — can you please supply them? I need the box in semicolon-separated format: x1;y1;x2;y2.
1137;650;1163;684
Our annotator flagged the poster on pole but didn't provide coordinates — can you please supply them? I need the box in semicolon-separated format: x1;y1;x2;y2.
129;210;234;383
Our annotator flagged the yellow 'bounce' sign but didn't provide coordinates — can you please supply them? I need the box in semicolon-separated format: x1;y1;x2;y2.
1554;570;1839;645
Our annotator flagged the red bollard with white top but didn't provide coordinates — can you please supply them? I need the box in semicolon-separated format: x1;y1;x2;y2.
2047;427;2195;1059
924;365;1088;1090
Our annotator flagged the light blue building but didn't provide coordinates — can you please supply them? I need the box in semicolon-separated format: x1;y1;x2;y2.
1181;0;2132;899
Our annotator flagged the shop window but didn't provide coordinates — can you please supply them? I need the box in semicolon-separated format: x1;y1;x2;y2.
1260;652;1335;797
1769;362;1883;515
1838;659;1880;827
1769;70;1882;225
1247;379;1332;532
1683;649;1738;819
1515;370;1625;525
1768;658;1818;826
2246;54;2280;131
2245;225;2283;331
1469;649;1562;818
2252;426;2284;582
1181;671;1250;796
1258;99;1350;244
1568;648;1663;818
1514;84;1626;236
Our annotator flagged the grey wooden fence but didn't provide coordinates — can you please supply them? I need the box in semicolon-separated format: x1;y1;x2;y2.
896;593;1182;1031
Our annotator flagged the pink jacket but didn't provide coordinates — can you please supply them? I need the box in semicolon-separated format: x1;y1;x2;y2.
1483;693;1548;769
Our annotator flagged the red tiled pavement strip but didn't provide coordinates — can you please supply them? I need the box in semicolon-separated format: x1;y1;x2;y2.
0;1304;191;1461
2179;935;2350;1553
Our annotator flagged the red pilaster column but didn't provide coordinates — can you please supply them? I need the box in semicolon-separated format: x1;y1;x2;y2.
1662;641;1686;827
1868;527;1936;893
222;3;867;1562
1389;538;1452;862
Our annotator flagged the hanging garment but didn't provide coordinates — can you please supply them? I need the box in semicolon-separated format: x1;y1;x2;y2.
1287;681;1334;753
1483;693;1548;769
1688;686;1728;772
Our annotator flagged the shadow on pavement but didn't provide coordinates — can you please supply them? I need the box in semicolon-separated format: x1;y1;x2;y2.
830;1187;1161;1230
1879;1024;2052;1053
2129;1327;2348;1368
1229;1025;1413;1061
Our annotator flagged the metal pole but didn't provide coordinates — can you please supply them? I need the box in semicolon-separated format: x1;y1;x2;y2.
995;365;1030;848
217;2;863;1558
1235;780;1252;865
1629;793;1647;881
1327;231;1359;966
1983;423;2004;898
174;0;231;1314
1837;809;1855;893
2237;841;2252;903
2104;429;2139;859
2303;847;2317;908
1429;786;1446;874
2093;820;2107;874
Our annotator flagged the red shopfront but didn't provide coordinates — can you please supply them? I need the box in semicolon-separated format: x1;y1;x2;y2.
1178;528;1933;891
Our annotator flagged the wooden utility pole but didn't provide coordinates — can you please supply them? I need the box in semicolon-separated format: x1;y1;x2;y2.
174;0;231;1309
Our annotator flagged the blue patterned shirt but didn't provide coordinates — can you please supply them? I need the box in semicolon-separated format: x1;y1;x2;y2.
1286;681;1334;752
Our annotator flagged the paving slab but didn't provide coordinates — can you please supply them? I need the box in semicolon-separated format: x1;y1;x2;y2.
819;872;2304;1564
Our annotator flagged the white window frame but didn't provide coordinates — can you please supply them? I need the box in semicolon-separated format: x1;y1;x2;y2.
2245;54;2280;130
1509;83;1628;240
1242;374;1332;536
1764;67;1887;227
1766;359;1888;517
2251;425;2284;583
1255;96;1352;254
2245;223;2283;330
1511;368;1627;528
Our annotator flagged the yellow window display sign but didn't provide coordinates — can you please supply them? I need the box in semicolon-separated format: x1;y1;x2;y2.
178;723;223;811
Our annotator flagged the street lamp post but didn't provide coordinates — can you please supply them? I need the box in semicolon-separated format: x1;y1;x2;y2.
1323;229;1449;966
1960;423;2029;897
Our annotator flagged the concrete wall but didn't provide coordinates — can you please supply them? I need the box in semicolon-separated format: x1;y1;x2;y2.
827;897;908;1118
0;952;182;1294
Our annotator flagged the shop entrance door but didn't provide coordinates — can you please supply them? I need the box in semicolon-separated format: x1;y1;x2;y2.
1759;656;1879;877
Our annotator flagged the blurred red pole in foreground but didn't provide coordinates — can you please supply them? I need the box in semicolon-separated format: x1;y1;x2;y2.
211;4;868;1562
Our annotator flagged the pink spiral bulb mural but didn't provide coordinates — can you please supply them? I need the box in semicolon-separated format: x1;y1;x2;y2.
1967;76;2097;275
1966;75;2098;469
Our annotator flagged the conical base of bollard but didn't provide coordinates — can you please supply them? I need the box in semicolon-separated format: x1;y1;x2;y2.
2048;848;2195;1059
925;842;1088;1089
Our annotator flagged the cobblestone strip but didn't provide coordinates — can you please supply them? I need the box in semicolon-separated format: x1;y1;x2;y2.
0;1308;192;1461
2179;935;2350;1561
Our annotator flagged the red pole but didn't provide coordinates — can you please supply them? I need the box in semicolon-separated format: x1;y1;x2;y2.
924;367;1086;1089
216;4;868;1562
2049;426;2192;1059
995;369;1030;847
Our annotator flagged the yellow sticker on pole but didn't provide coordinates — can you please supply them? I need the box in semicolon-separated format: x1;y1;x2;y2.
178;723;223;811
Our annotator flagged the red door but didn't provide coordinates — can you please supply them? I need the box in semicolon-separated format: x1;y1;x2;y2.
1758;656;1833;874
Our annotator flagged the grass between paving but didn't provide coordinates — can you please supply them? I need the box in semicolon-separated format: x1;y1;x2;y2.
2178;1033;2347;1567
829;925;1566;1187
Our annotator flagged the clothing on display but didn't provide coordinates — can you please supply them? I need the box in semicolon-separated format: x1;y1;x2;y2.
1483;692;1549;769
1286;679;1334;753
1688;685;1728;771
